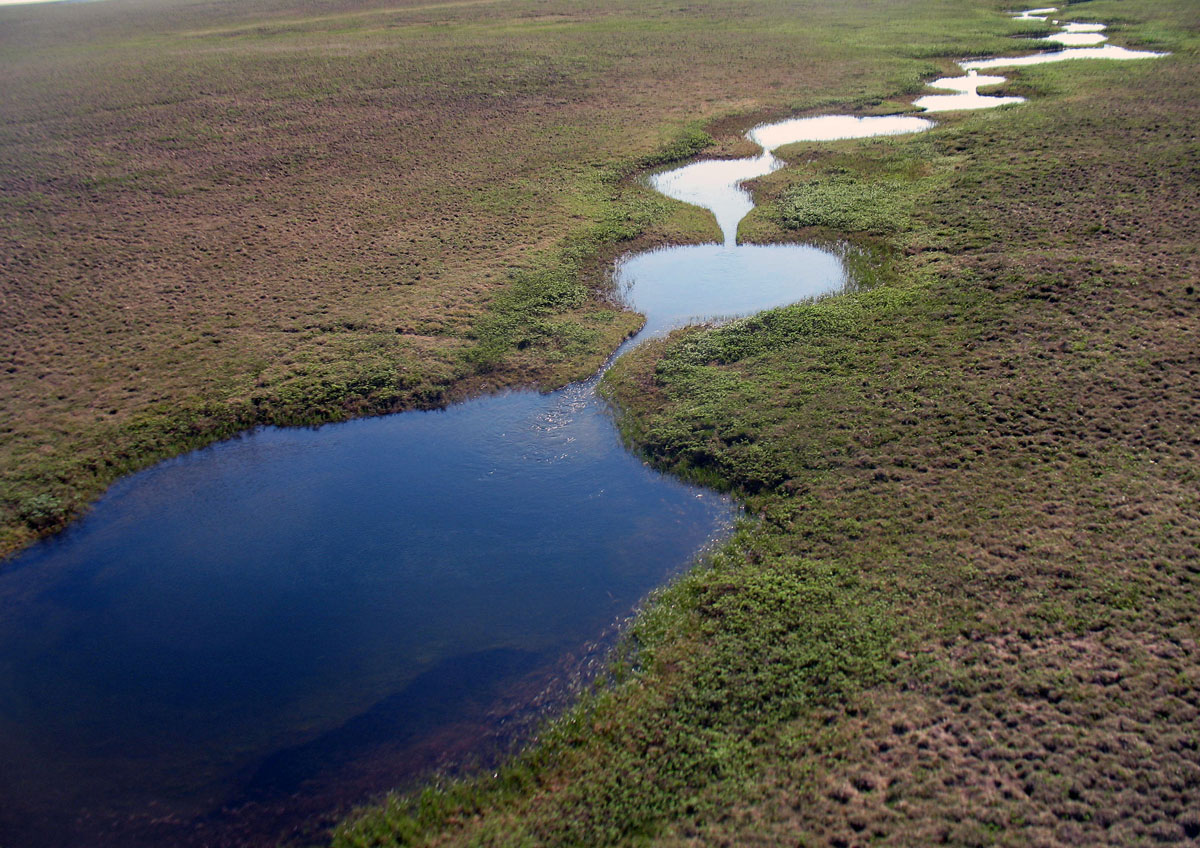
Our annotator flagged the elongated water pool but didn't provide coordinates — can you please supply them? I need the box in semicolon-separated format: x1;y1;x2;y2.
0;111;934;847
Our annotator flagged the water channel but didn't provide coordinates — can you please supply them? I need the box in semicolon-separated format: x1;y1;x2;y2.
0;8;1165;846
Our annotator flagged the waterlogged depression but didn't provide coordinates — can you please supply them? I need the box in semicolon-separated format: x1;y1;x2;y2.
915;69;1027;112
960;43;1166;71
916;8;1165;112
0;103;935;848
651;114;932;246
0;8;1167;846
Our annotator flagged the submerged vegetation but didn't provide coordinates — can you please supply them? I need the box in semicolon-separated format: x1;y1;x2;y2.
335;0;1199;845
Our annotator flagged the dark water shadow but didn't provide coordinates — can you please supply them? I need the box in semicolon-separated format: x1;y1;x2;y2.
242;647;547;800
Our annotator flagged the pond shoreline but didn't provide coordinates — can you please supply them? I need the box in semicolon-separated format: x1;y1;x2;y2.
336;2;1193;844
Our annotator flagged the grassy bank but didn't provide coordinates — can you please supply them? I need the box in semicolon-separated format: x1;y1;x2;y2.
0;0;1034;557
335;0;1199;844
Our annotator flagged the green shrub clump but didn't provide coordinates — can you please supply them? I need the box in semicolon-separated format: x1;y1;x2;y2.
776;175;909;235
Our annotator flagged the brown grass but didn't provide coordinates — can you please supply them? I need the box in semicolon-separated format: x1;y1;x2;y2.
0;0;1024;556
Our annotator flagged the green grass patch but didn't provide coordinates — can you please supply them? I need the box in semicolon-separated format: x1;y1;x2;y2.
776;175;913;234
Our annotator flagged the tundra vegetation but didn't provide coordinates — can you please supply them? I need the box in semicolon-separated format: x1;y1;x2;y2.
2;0;1032;555
1;0;1196;844
332;0;1200;846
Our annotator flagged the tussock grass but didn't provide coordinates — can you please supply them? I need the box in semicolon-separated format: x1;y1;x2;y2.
335;0;1199;844
777;175;914;234
1;0;1027;557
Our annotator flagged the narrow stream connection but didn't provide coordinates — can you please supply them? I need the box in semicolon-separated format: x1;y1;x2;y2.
916;8;1165;112
0;100;907;848
0;8;1166;847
